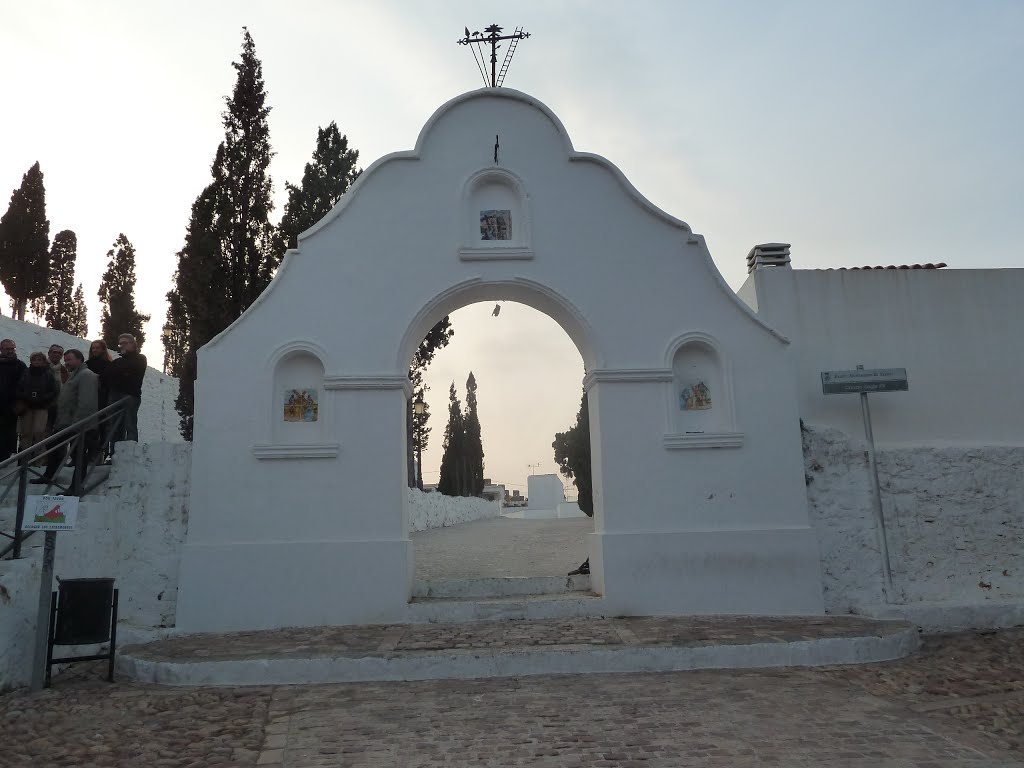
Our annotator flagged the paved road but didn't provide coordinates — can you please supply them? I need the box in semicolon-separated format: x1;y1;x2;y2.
1;629;1021;767
413;516;592;580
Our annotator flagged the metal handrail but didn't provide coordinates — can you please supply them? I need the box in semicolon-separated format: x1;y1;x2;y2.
0;398;130;560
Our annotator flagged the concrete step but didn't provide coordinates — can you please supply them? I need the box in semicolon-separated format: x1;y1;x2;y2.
116;615;921;687
412;575;591;599
408;592;607;623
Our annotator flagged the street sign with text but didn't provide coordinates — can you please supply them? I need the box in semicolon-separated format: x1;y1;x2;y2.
821;368;908;395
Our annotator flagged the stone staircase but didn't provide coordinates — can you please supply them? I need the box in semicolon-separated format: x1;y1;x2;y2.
408;574;606;623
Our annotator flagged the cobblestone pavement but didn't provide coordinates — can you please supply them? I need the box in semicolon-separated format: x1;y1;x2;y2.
122;615;910;661
0;629;1021;767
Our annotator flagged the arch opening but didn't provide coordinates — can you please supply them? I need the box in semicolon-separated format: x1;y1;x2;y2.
403;295;598;597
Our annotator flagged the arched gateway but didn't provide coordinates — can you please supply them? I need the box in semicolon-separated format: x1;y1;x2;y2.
176;89;824;632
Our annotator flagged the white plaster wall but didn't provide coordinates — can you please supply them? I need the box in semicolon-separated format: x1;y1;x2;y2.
407;489;501;532
526;474;564;512
0;556;39;691
10;443;191;630
742;267;1024;446
804;425;1024;612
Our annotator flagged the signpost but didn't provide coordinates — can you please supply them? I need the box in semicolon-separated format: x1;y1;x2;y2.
25;495;79;691
820;368;908;395
821;366;908;603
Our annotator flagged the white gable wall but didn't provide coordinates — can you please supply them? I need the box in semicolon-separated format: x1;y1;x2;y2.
177;90;824;632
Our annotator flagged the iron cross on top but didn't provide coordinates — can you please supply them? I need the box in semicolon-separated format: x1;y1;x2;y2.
458;24;531;88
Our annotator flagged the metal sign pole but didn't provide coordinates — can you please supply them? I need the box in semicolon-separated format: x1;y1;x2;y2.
857;365;894;602
30;531;57;691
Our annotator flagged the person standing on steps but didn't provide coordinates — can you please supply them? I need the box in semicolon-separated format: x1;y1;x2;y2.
46;344;68;431
0;339;26;461
32;349;99;486
16;351;60;458
101;333;146;452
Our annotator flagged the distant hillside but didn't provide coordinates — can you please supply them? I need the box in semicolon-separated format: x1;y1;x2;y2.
0;316;182;443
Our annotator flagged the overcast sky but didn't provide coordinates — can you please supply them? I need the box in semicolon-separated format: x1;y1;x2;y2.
1;0;1020;492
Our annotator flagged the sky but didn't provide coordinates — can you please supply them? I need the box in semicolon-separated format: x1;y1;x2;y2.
1;0;1021;493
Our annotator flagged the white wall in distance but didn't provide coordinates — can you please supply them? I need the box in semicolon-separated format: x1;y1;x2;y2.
527;474;565;511
408;489;501;532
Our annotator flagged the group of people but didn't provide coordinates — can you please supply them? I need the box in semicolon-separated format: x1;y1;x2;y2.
0;333;147;483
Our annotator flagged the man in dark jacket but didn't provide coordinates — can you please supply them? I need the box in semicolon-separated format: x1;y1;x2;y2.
102;333;146;446
0;339;27;461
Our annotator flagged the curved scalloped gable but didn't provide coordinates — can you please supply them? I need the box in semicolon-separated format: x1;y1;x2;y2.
178;88;821;634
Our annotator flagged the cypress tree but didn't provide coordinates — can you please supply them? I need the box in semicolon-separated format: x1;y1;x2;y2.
66;284;89;339
405;317;454;486
437;383;465;497
552;392;593;517
0;162;50;320
98;233;150;348
165;181;224;440
165;28;278;438
218;26;279;317
279;121;360;250
45;229;77;332
463;371;485;496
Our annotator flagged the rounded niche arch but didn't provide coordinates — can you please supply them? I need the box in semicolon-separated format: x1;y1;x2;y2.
663;332;742;449
254;341;338;459
459;168;532;259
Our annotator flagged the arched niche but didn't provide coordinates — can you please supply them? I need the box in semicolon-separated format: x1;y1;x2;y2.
663;333;742;449
254;343;338;459
459;168;532;260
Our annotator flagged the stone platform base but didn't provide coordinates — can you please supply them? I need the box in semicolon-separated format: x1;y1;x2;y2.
117;615;919;687
858;600;1024;632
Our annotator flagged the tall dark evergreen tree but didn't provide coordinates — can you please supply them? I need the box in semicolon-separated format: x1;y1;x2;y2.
463;371;485;496
278;122;360;250
98;233;150;348
0;162;50;320
165;182;224;440
437;383;466;497
164;28;278;439
45;229;77;332
552;392;593;517
406;318;454;486
66;283;89;338
218;27;279;317
410;383;431;489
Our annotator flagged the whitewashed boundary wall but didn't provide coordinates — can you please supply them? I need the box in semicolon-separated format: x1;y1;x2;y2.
740;267;1024;445
0;557;39;691
803;426;1024;613
408;489;501;532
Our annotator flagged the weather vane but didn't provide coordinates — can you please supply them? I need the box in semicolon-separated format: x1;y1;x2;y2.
458;24;531;88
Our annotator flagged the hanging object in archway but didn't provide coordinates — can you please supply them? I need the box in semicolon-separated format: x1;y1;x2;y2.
492;303;501;317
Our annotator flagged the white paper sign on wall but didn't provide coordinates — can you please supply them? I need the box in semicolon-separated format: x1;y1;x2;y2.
22;495;79;531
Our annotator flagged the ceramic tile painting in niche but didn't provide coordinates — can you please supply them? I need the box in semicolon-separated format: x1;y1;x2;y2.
284;388;319;422
480;209;512;240
680;381;712;411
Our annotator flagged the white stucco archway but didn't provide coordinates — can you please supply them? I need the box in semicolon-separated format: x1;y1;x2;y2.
175;89;824;632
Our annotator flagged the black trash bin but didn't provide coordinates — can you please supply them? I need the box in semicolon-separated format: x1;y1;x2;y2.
46;577;119;687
